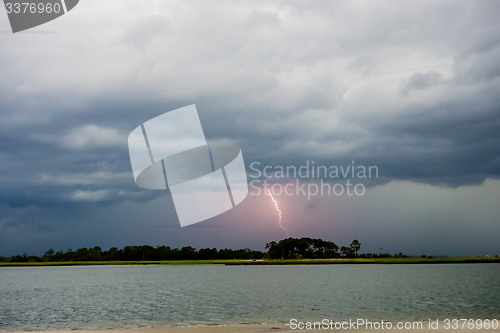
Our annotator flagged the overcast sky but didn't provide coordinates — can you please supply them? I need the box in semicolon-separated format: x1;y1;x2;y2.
1;0;499;256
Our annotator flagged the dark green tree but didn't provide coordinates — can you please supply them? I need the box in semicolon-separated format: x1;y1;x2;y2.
341;245;354;258
350;239;361;257
43;249;55;261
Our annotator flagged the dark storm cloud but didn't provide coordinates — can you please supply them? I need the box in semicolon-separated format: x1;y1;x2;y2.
0;0;499;256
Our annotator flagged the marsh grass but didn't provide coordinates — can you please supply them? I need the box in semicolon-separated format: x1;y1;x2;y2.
1;257;498;267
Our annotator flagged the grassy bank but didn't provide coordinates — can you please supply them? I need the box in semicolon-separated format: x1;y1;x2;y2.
0;259;239;267
0;257;498;267
224;257;500;265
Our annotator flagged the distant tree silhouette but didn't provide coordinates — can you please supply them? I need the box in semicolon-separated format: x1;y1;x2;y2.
265;238;340;259
43;249;54;261
0;238;375;263
0;244;265;262
350;240;361;257
341;246;354;258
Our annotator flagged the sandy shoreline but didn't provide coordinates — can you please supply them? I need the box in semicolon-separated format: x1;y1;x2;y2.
10;323;498;333
10;326;285;333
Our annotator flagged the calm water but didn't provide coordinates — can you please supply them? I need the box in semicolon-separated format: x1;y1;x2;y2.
0;264;498;331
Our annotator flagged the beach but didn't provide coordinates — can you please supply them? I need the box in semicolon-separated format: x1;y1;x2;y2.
26;325;498;333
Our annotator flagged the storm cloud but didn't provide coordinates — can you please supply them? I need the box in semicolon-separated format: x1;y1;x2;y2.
0;0;499;256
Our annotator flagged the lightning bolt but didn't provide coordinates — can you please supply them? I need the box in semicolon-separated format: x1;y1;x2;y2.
266;188;289;237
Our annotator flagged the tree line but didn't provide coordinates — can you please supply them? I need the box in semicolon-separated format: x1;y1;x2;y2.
265;237;362;259
0;245;265;262
0;238;407;262
265;238;407;259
